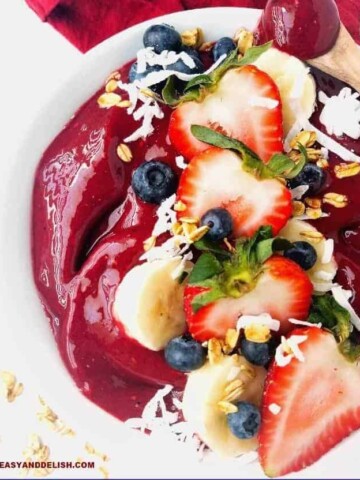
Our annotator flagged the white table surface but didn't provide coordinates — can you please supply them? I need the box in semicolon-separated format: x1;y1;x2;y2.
0;2;116;479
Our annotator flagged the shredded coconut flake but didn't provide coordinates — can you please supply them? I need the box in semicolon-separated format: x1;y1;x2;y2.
289;318;322;328
322;239;334;264
291;185;309;200
269;403;282;415
319;88;360;140
175;155;188;170
237;313;281;332
275;335;308;367
321;147;329;160
151;194;177;237
139;53;226;88
136;47;196;73
248;96;279;109
332;286;360;331
171;251;194;279
125;384;204;457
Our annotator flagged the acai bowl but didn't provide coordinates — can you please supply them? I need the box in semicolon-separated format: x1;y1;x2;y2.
3;4;360;479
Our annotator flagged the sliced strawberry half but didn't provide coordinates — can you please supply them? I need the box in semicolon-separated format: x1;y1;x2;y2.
177;147;292;238
169;65;283;163
184;256;313;342
259;327;360;477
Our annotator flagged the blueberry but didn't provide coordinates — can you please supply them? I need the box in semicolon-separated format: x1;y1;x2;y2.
284;241;317;271
182;45;201;61
240;338;275;366
128;62;164;94
288;163;326;196
213;37;236;61
227;401;261;439
132;161;178;204
164;336;206;372
167;56;205;75
143;24;182;54
200;208;233;242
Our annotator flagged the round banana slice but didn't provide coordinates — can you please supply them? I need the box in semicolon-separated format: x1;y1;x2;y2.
254;48;316;135
279;218;337;293
112;258;189;351
182;355;266;458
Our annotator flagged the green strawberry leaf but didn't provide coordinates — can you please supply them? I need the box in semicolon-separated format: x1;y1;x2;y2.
188;227;293;312
339;339;360;363
308;294;352;343
162;42;272;106
191;281;227;313
268;145;308;179
162;76;202;106
193;238;232;259
191;125;306;179
162;77;182;106
256;237;293;264
188;253;223;285
184;74;214;92
210;41;273;84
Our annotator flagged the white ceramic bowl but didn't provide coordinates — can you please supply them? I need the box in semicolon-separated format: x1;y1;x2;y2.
1;7;359;479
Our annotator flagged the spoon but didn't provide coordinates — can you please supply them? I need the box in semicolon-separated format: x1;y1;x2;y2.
308;23;360;92
258;0;360;92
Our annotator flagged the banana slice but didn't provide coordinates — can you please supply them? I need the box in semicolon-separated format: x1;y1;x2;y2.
279;218;337;293
182;355;266;458
112;258;189;351
254;48;316;135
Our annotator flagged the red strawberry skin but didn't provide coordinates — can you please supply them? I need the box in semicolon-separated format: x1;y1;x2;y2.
259;327;360;478
185;257;313;342
169;65;284;163
177;147;292;238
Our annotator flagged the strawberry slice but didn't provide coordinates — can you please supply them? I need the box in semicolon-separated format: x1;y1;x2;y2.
177;147;292;238
259;327;360;477
169;65;283;163
184;256;313;342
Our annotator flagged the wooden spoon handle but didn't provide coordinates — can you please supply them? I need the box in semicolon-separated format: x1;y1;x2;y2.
308;23;360;92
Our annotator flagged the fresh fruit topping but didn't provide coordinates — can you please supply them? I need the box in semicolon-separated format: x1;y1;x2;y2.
259;327;360;477
184;228;313;341
200;208;233;242
163;42;272;107
128;62;166;95
176;147;292;238
288;163;326;196
213;37;236;61
167;57;205;75
181;45;201;61
112;258;188;351
227;401;261;439
308;292;360;362
240;338;275;367
132;161;178;204
279;219;337;293
143;24;182;53
182;354;266;457
253;48;316;134
164;335;206;372
128;62;163;84
169;64;284;162
284;241;317;271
